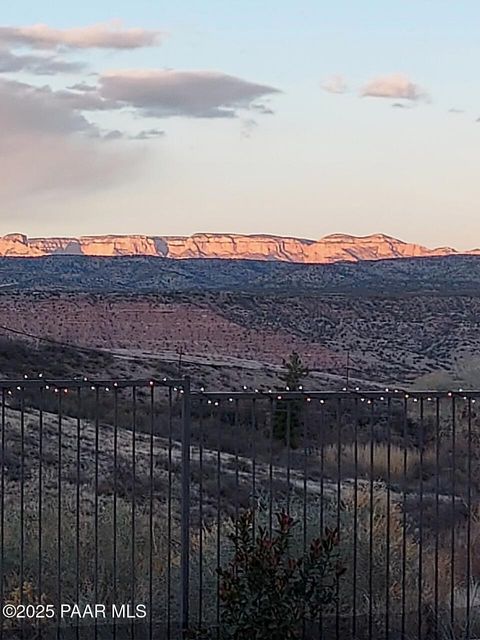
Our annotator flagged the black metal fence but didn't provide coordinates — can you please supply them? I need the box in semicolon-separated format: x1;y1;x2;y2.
0;379;479;639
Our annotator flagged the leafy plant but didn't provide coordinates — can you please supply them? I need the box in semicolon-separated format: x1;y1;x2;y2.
196;509;343;639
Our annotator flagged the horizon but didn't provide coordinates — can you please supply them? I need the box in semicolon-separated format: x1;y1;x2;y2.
0;229;479;250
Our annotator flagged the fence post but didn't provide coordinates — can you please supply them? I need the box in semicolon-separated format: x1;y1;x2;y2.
180;376;191;632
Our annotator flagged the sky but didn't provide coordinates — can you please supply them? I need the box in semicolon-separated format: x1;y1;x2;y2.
0;1;479;249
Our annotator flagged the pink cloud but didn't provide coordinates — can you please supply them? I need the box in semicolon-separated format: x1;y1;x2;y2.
0;21;164;50
361;74;428;102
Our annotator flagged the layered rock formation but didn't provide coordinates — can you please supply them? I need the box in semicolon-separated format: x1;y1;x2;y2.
0;232;476;263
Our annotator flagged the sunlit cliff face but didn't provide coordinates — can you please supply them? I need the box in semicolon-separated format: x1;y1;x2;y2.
0;232;474;263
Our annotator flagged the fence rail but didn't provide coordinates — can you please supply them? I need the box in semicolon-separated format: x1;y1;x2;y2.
0;377;478;638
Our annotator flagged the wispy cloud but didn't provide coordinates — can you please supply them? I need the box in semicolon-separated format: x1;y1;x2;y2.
0;21;164;50
361;73;428;102
98;69;280;118
321;75;347;94
0;47;85;74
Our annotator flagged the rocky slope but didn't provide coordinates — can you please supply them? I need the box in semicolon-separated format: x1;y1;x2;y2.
0;232;477;263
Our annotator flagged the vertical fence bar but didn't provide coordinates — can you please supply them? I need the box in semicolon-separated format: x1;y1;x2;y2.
385;396;391;640
149;383;154;640
318;399;325;640
302;398;309;640
56;391;62;640
38;387;44;640
180;377;191;632
75;388;81;640
215;403;221;639
112;388;118;640
131;386;136;640
94;386;100;640
0;389;5;640
401;395;408;639
268;398;275;537
286;402;292;516
418;398;424;640
434;397;440;638
198;398;204;630
368;399;374;640
167;387;173;639
466;397;472;640
20;390;25;639
335;397;341;640
251;399;257;535
450;395;456;632
352;396;359;640
233;399;239;537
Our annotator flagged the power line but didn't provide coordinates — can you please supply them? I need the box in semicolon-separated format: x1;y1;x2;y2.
0;323;110;357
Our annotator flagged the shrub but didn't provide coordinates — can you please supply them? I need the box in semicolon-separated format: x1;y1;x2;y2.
195;509;343;639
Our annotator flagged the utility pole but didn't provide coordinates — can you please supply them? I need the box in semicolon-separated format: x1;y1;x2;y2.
177;345;184;377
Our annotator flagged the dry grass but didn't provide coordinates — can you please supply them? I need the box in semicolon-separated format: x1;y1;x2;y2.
321;442;440;485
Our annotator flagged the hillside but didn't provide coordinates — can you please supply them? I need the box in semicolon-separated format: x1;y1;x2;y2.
2;253;480;294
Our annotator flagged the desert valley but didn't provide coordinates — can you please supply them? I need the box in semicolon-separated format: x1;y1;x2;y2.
0;232;479;390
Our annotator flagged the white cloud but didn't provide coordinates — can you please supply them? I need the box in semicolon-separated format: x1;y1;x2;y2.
99;69;280;118
0;78;138;202
0;21;163;50
321;75;347;94
361;74;428;102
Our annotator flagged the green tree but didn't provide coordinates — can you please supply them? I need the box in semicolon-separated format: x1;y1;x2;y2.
279;351;309;390
274;352;309;446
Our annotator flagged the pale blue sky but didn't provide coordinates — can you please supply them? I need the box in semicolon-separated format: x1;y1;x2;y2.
1;1;479;249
